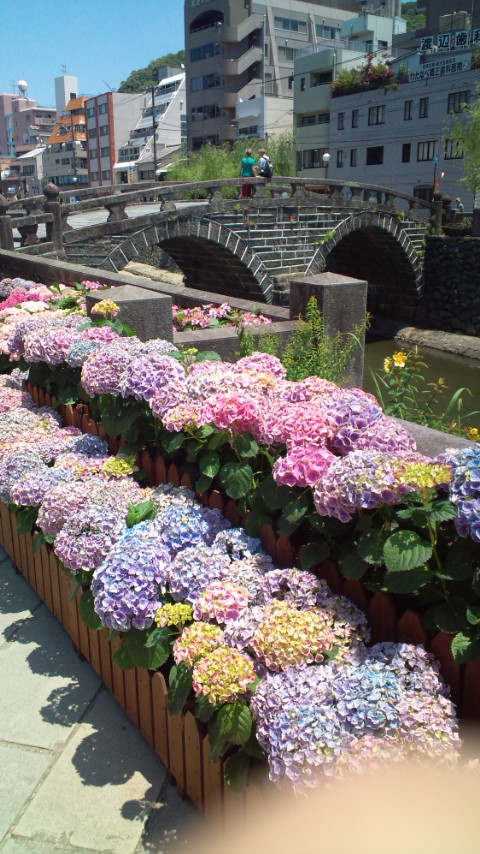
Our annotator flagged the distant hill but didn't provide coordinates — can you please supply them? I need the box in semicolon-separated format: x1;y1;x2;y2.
401;2;426;31
118;51;185;93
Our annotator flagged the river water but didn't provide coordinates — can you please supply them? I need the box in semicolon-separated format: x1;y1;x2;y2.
363;338;480;430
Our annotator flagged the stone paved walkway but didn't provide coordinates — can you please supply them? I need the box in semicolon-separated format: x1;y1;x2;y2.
0;546;200;854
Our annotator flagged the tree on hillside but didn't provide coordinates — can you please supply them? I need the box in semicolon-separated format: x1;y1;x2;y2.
119;51;185;92
401;2;426;31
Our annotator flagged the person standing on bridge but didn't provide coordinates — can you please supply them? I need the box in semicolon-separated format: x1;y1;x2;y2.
240;147;257;198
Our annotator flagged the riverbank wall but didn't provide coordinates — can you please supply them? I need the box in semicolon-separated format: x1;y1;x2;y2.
417;235;480;337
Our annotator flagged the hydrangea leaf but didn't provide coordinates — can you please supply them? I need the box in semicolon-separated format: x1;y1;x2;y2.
337;544;369;580
161;430;187;454
208;717;230;761
426;598;469;634
78;589;103;631
217;702;252;746
223;749;250;792
195;474;213;495
194;694;219;723
440;540;480;583
145;626;174;649
383;530;433;572
198;451;221;478
207;430;230;450
15;506;39;535
242;728;267;760
233;432;259;459
357;529;391;565
219;462;254;499
383;567;433;594
125;500;156;528
259;473;291;511
467;606;480;626
299;539;330;570
426;500;458;523
32;531;46;556
112;628;171;671
194;350;222;362
283;493;310;525
451;631;480;663
168;662;193;715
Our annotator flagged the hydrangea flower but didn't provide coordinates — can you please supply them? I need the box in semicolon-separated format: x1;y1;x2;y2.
37;480;102;537
0;450;46;502
10;466;76;507
169;544;233;604
155;602;193;630
173;621;225;668
198;393;262;436
272;444;336;488
91;521;171;631
193;581;250;623
119;353;186;404
192;646;256;705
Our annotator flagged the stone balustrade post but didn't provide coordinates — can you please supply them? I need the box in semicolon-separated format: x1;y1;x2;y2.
43;183;64;255
289;272;368;389
85;285;174;343
0;194;14;251
105;201;128;222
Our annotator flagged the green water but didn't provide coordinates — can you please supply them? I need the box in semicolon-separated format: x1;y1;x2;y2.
363;339;480;430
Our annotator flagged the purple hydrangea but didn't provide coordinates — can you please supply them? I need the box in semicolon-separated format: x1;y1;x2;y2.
37;480;104;537
0;450;46;502
91;521;171;631
119;353;186;404
65;339;103;368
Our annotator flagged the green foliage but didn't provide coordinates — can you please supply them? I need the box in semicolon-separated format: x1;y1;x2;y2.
281;297;366;385
118;52;185;93
331;66;363;90
368;348;480;438
446;81;480;194
167;132;295;183
401;2;426;31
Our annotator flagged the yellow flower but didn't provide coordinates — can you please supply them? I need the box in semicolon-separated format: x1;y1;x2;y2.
383;357;392;373
466;427;480;441
392;351;407;368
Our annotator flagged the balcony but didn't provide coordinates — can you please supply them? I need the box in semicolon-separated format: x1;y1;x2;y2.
221;46;263;77
221;13;263;43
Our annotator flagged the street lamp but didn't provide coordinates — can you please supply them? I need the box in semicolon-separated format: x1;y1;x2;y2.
322;152;331;177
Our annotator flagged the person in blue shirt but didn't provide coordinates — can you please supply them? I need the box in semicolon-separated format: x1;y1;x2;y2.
240;148;256;198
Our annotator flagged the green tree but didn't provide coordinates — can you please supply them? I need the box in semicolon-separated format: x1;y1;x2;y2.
168;132;295;181
119;51;185;93
401;2;426;31
447;82;480;194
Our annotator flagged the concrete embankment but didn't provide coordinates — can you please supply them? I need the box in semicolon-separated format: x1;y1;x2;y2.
368;318;480;362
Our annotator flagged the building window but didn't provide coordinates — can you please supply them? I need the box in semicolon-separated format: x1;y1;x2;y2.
447;91;470;113
402;143;411;163
368;105;385;126
191;73;220;91
338;112;344;130
274;16;306;33
351;109;359;128
419;97;429;118
88;128;96;138
61;157;70;165
366;146;384;165
278;46;297;61
98;103;107;114
300;77;305;91
87;107;95;117
337;150;344;168
318;112;330;124
350;148;357;167
90;171;98;181
100;146;109;157
310;70;333;87
444;138;463;159
99;125;109;136
301;148;329;169
191;104;220;121
299;114;316;127
190;42;220;62
404;100;412;120
89;149;97;159
101;169;111;180
417;140;436;161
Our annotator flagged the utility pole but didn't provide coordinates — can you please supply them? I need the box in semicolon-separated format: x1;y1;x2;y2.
151;85;158;178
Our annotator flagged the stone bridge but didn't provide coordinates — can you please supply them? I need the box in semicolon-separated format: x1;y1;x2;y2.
0;177;439;320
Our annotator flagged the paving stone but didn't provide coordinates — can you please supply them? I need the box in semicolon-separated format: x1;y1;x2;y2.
13;688;168;854
0;560;41;643
0;835;97;853
0;743;51;841
0;604;100;750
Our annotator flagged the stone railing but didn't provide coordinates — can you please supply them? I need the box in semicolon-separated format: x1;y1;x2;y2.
0;177;441;256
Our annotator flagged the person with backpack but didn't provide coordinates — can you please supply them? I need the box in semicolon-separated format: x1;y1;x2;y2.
239;147;257;197
257;148;273;179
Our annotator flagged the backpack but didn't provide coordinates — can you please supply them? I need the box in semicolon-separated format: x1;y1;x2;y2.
259;156;273;178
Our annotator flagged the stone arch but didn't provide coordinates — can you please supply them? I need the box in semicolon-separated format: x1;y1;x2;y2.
307;211;426;321
105;214;276;302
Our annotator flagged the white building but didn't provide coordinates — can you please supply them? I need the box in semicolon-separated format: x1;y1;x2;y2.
15;146;45;195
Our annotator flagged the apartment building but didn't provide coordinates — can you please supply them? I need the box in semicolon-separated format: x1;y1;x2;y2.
43;97;88;187
0;93;56;160
115;67;185;184
85;92;145;188
184;0;370;150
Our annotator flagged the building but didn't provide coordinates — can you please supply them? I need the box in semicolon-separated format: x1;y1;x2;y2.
418;1;480;35
85;92;145;188
55;75;79;116
14;146;45;196
115;67;185;184
293;7;480;206
0;92;56;160
294;9;405;176
43;97;89;187
184;0;370;150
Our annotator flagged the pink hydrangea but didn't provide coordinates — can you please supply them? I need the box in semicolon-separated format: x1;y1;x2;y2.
198;393;262;435
193;581;250;624
272;444;336;488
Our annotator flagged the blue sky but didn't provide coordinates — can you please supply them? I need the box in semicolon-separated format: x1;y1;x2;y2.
1;0;185;107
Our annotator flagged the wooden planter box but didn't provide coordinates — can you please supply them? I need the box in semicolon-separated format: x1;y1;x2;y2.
19;384;480;721
0;501;271;821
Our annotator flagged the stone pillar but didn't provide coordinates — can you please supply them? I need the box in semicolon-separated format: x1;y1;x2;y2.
86;285;174;343
43;183;64;256
289;272;368;389
0;194;14;251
